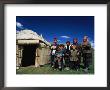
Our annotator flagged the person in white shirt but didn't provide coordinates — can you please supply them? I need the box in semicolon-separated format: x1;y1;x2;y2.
50;44;57;67
64;41;71;70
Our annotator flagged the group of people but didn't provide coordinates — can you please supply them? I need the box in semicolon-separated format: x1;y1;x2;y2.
50;36;93;72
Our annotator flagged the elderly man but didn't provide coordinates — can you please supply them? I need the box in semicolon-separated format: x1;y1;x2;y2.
81;36;92;72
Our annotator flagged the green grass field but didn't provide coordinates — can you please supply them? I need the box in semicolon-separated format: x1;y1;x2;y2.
16;61;94;74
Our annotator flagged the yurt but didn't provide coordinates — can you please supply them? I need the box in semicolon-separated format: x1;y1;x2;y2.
16;30;51;68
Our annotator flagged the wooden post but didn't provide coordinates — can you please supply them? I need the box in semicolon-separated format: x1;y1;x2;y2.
16;45;19;69
16;45;22;69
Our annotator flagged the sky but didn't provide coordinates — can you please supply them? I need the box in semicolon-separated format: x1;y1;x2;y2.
16;16;94;46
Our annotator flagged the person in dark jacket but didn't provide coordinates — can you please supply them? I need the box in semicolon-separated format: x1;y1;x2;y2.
81;36;92;72
64;41;71;70
70;45;79;71
54;44;65;71
71;38;82;69
70;38;81;70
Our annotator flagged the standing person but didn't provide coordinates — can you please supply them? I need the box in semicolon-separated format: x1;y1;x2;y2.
70;45;79;71
64;41;71;70
50;38;58;67
50;44;57;67
71;38;82;69
54;44;64;71
81;36;92;72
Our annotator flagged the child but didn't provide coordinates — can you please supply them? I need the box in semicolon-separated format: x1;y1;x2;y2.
54;44;64;71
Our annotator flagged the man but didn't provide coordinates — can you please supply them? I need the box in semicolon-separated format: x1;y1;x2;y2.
70;45;79;71
50;38;58;67
70;38;81;70
81;36;92;72
50;44;57;67
64;41;71;70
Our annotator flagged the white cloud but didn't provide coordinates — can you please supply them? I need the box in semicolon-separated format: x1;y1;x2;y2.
60;36;70;39
16;22;23;29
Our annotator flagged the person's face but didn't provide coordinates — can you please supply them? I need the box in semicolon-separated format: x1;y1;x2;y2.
72;45;76;49
51;46;56;49
57;47;61;51
60;46;63;50
66;42;70;45
83;38;87;42
54;39;57;43
74;39;77;43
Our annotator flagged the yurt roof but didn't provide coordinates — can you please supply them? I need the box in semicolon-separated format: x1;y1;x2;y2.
16;30;51;46
16;30;41;40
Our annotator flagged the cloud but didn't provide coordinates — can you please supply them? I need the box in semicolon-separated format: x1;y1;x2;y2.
60;36;70;39
16;22;23;29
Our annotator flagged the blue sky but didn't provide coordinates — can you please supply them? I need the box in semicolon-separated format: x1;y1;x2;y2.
16;16;94;46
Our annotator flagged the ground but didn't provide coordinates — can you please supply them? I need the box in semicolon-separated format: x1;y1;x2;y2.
16;60;94;74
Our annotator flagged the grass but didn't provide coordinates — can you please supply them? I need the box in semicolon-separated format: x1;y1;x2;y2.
16;60;94;74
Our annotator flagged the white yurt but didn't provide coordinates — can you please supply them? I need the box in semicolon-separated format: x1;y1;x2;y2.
16;30;51;68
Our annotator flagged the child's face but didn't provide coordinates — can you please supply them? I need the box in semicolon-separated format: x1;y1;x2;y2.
59;46;63;50
57;47;61;51
52;46;56;49
72;45;76;49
